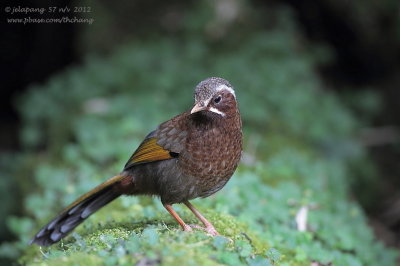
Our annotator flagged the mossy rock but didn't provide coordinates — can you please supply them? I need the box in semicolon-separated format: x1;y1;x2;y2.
22;210;278;266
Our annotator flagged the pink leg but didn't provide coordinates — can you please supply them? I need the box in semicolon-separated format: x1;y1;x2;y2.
184;201;219;236
163;204;192;232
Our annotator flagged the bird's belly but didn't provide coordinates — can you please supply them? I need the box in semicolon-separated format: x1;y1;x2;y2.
128;141;240;204
156;168;231;204
176;146;240;199
129;159;203;204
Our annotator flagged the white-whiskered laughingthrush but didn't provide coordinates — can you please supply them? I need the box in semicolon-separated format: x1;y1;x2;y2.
30;77;243;246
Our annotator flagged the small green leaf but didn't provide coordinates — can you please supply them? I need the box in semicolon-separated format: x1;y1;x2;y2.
141;228;159;246
212;236;230;250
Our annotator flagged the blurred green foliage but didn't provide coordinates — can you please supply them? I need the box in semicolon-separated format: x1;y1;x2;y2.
0;2;398;265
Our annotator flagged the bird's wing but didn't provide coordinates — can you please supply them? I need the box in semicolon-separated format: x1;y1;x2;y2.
124;113;188;170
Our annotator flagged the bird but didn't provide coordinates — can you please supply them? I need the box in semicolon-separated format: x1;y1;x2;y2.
30;77;242;247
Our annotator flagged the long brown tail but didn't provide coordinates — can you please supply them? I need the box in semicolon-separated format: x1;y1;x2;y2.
30;175;126;246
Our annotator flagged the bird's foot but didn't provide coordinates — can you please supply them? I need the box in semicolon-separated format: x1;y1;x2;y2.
189;224;219;236
182;224;193;232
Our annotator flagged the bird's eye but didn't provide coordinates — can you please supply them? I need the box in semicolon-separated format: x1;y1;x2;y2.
214;95;222;104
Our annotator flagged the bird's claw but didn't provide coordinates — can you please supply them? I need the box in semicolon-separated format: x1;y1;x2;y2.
188;224;219;236
182;224;193;232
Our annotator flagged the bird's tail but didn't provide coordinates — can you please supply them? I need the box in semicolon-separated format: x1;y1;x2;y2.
30;174;127;246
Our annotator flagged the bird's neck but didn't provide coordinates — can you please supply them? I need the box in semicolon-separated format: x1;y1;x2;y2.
189;111;241;132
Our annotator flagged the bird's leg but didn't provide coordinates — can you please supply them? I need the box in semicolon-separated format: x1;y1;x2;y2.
184;201;219;236
163;204;192;232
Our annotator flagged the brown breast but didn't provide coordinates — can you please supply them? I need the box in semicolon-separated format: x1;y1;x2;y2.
179;109;242;196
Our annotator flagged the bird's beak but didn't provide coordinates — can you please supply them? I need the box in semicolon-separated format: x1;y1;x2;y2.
191;101;207;114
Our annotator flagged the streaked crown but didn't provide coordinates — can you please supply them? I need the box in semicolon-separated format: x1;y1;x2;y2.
194;77;235;103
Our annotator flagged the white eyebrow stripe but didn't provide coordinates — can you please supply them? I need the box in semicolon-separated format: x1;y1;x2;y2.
216;84;236;98
209;107;225;116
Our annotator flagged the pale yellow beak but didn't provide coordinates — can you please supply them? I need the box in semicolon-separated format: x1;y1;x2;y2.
191;101;207;114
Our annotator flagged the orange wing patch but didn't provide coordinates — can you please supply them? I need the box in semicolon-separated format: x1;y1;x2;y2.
124;137;174;169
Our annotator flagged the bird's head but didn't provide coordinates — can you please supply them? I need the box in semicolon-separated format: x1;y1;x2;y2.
191;77;237;117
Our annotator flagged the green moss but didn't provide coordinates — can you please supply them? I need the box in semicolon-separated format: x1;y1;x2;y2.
20;165;397;265
23;210;274;265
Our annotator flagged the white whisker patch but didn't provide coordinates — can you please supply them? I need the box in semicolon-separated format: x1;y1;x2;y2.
209;107;225;116
216;84;236;98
